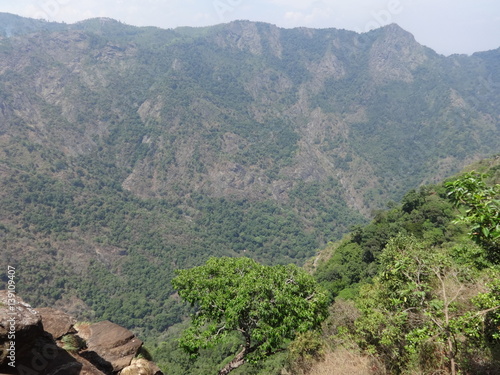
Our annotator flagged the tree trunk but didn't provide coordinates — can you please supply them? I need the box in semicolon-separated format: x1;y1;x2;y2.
218;346;247;375
448;337;456;375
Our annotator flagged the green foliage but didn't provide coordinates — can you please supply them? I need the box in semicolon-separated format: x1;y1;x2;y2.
1;17;500;372
314;184;457;300
60;334;86;353
228;118;300;169
347;235;500;374
0;162;331;337
172;257;328;373
288;178;366;243
446;171;500;260
151;326;287;375
192;196;319;264
285;331;325;375
472;274;500;342
308;163;500;375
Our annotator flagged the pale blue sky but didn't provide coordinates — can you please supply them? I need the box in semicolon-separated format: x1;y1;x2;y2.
1;0;499;55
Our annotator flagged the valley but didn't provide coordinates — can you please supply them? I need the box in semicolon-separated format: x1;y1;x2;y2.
0;12;499;374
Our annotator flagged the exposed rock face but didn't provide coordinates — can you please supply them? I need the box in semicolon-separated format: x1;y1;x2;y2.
0;290;44;371
0;292;162;375
37;307;77;339
369;23;428;83
76;320;143;373
121;358;163;375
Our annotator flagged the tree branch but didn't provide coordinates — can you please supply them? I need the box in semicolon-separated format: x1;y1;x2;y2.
474;305;500;316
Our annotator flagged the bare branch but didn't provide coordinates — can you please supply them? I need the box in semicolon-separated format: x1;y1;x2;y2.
474;305;500;316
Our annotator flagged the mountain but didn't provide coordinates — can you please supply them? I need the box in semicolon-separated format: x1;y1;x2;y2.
0;13;67;36
0;13;498;336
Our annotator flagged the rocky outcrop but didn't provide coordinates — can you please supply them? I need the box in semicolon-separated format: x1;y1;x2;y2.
0;292;162;375
120;358;159;375
369;23;428;83
0;290;44;370
76;320;144;373
37;307;77;339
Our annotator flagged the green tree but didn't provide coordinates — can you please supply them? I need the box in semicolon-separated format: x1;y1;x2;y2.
445;171;500;259
353;235;500;375
171;257;329;375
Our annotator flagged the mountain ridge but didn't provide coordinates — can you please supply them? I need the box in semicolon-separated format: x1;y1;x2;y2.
0;14;498;336
2;12;499;56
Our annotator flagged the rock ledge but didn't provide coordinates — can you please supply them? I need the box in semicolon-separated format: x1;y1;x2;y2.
0;291;162;375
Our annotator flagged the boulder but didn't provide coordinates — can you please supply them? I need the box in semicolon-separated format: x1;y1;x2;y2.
120;358;163;375
0;290;44;370
76;320;143;372
0;293;162;374
68;351;107;375
37;307;77;339
0;291;103;374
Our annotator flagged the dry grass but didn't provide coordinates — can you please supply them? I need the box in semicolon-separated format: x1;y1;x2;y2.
305;347;383;375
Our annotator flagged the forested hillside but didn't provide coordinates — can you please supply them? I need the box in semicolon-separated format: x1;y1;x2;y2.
0;13;499;341
151;156;500;374
306;156;500;375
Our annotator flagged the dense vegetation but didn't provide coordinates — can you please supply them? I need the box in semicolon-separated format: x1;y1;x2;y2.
314;182;458;301
149;157;500;374
172;257;328;374
0;13;499;372
310;158;500;375
0;167;324;335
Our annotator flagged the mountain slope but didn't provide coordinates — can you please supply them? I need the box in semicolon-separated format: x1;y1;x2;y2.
0;13;498;335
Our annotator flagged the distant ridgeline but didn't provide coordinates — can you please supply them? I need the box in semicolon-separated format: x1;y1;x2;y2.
0;12;498;337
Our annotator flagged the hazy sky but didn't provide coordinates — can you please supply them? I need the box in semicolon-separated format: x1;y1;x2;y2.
1;0;499;55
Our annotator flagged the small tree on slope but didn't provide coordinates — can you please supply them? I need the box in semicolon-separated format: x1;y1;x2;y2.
172;257;329;375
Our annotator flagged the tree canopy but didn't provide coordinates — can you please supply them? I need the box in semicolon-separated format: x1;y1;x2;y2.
445;171;500;260
171;257;329;375
310;167;500;374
